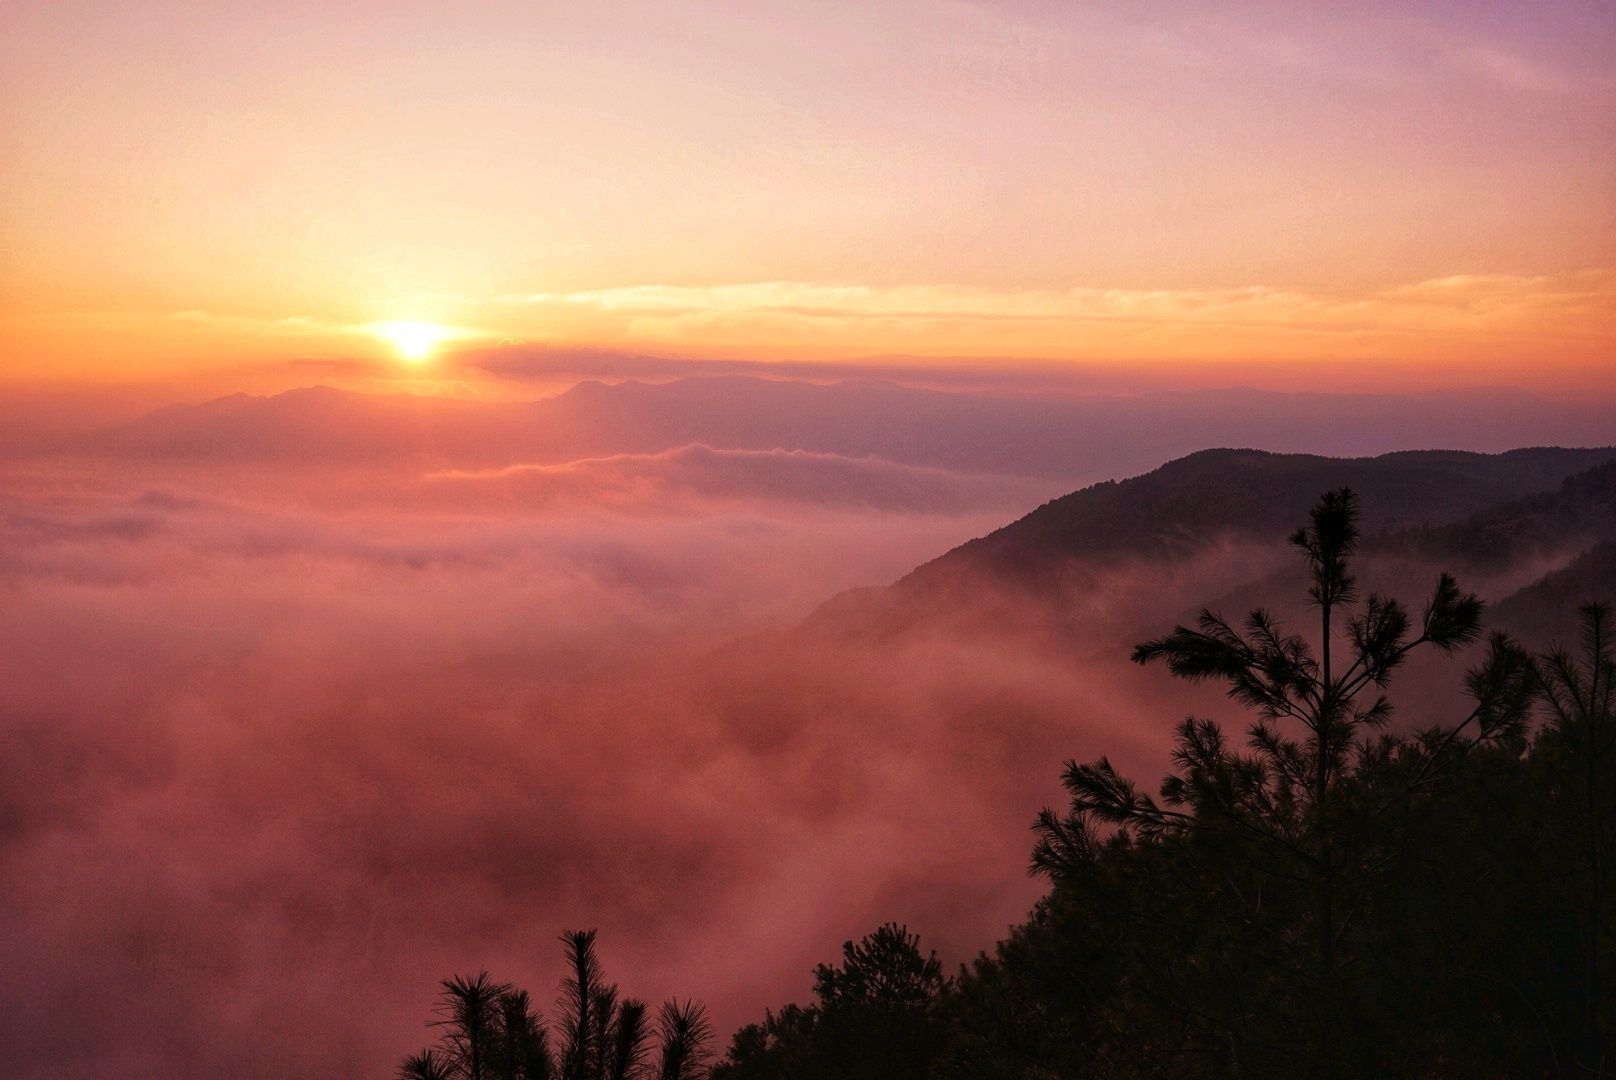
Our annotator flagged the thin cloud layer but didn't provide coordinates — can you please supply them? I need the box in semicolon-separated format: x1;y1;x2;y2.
490;271;1616;375
420;444;1054;515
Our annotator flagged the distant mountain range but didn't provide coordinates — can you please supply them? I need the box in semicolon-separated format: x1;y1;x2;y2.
65;378;1616;493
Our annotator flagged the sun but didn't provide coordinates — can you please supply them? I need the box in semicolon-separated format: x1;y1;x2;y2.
375;321;446;363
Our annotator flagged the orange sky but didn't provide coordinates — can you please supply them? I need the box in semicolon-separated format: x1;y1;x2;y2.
2;1;1613;397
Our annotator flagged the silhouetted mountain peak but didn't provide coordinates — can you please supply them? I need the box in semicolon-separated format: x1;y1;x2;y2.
900;446;1616;590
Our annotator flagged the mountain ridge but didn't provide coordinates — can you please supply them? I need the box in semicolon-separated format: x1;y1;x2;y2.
902;446;1616;587
796;446;1616;644
62;380;1616;491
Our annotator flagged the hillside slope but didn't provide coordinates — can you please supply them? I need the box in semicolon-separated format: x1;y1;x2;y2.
901;446;1616;588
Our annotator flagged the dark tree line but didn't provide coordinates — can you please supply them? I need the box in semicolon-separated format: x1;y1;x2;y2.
717;490;1613;1078
408;489;1614;1078
714;924;948;1080
401;930;712;1080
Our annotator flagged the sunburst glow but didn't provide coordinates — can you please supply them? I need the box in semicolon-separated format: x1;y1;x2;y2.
375;321;446;363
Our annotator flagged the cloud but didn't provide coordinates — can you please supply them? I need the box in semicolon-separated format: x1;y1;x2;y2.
0;446;1253;1078
495;272;1616;332
489;271;1616;368
460;345;1166;395
420;444;1051;515
1454;45;1568;93
164;309;490;347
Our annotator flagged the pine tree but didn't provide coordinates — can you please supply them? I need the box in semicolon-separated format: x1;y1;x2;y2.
1031;488;1537;1071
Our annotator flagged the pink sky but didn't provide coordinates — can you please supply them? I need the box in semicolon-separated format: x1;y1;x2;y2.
2;1;1612;395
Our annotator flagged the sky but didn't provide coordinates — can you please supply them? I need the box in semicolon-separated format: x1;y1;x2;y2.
2;0;1613;398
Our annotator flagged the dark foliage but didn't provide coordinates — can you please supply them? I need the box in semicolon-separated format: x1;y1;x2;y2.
400;932;707;1080
716;489;1613;1078
713;924;947;1080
